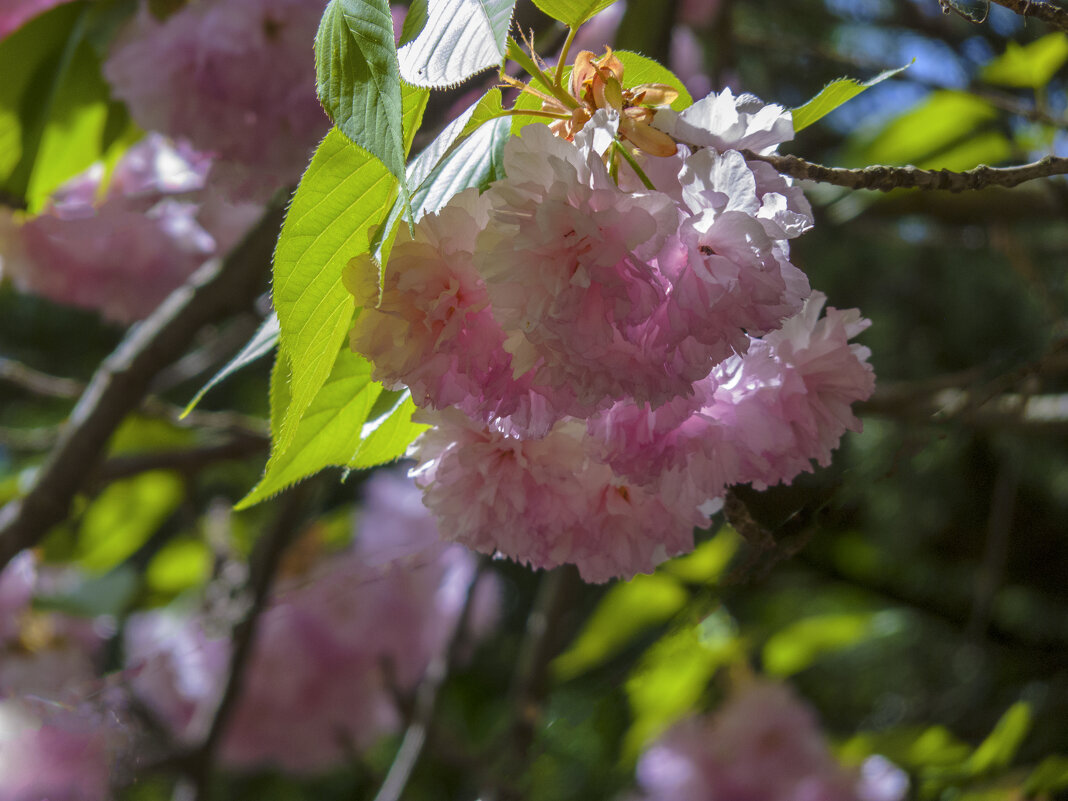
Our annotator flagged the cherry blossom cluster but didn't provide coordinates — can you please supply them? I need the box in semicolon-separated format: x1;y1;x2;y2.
0;552;129;801
635;681;909;801
0;134;260;323
125;470;498;774
348;87;875;582
103;0;329;202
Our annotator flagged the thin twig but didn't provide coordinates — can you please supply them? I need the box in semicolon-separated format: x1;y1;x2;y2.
484;566;582;801
373;558;489;801
988;0;1068;32
743;151;1068;192
183;482;312;799
0;206;283;574
90;435;268;485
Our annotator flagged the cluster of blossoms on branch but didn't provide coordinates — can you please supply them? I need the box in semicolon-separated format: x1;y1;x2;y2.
348;58;876;582
0;472;497;792
635;681;908;801
0;0;327;322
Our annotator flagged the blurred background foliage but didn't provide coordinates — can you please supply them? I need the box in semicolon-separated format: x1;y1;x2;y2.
1;0;1067;799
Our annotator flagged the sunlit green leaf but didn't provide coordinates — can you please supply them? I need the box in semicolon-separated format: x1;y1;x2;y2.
982;33;1068;90
792;62;911;133
1024;755;1068;796
0;2;118;205
552;573;687;681
615;50;691;111
531;0;620;28
964;702;1032;776
661;528;740;583
349;390;426;468
857;90;1007;170
77;471;184;571
146;539;211;594
272;86;426;457
239;345;380;508
762;612;876;677
398;0;516;87
184;314;279;416
624;609;743;758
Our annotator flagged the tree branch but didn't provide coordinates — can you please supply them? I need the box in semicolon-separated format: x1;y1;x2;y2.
0;206;283;574
988;0;1068;32
373;558;489;801
743;151;1068;192
181;483;311;799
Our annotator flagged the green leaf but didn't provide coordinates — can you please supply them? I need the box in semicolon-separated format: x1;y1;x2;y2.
857;90;1007;170
762;612;876;677
1024;755;1068;796
146;539;211;595
397;0;516;87
531;0;620;28
374;89;508;256
660;528;740;583
315;0;408;187
791;63;911;133
624;609;743;758
0;1;117;205
349;390;427;468
964;702;1032;776
239;346;424;509
398;0;428;45
982;33;1068;90
616;50;692;111
184;314;279;416
272;85;425;456
240;345;378;508
552;573;687;681
77;471;184;572
271;130;394;455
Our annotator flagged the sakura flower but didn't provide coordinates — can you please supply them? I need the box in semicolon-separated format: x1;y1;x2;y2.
654;86;795;155
0;697;117;801
0;0;73;40
127;470;497;773
0;552;105;699
637;682;907;801
0;135;260;323
104;0;328;201
591;293;875;504
346;189;538;425
409;409;704;583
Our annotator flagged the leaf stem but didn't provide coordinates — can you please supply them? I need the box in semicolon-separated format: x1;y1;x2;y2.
554;26;578;89
507;38;579;110
613;140;656;190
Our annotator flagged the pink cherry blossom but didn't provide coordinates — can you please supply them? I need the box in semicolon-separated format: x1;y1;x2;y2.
104;0;328;201
0;0;73;40
0;697;115;801
126;470;497;773
654;87;795;155
0;135;261;323
590;293;875;503
636;682;906;801
408;409;704;583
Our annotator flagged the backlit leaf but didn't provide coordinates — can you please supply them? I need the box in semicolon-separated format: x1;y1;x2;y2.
398;0;516;87
792;62;911;133
531;0;620;28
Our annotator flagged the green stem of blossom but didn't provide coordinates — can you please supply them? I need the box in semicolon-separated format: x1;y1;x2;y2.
613;140;656;190
554;26;578;89
507;38;579;110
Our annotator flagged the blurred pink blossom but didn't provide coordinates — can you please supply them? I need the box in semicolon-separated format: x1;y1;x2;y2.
0;0;73;40
104;0;328;201
636;682;907;801
126;470;497;773
0;134;261;323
